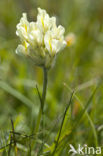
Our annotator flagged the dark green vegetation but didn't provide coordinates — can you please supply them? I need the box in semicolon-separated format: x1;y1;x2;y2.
0;0;103;155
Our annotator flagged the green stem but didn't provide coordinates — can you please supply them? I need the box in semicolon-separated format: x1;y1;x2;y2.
33;67;48;149
34;108;42;138
42;67;48;111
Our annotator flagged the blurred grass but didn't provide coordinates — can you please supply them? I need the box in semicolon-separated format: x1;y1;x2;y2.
0;0;103;155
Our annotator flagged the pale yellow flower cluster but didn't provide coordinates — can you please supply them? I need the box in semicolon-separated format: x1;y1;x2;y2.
16;8;67;68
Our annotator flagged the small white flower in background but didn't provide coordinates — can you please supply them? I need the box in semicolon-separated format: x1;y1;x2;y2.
16;8;67;68
65;33;76;47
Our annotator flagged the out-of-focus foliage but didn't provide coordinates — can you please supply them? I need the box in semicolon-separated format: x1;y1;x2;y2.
0;0;103;155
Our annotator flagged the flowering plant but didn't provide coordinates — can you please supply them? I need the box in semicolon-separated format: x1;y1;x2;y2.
15;8;71;154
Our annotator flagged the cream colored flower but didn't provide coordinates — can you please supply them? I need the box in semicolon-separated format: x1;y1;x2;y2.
16;8;67;68
16;13;29;41
28;22;43;46
44;25;67;55
37;8;56;33
16;41;30;55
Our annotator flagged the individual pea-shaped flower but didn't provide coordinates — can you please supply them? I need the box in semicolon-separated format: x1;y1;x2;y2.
44;25;66;56
16;8;67;68
37;8;56;33
28;22;43;46
16;13;30;41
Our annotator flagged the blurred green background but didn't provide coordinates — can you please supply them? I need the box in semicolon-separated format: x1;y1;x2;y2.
0;0;103;155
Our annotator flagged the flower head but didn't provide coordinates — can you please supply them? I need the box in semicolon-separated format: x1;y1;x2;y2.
16;8;67;68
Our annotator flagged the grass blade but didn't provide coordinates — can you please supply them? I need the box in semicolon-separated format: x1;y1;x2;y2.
64;83;99;147
0;81;33;108
51;92;74;155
